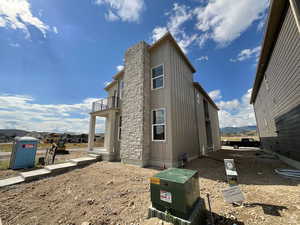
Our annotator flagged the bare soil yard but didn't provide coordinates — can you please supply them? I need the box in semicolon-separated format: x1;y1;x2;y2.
0;148;299;225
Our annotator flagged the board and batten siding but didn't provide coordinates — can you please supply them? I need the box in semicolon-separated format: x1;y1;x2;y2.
208;103;221;151
149;41;173;167
254;6;300;160
169;43;200;164
194;89;221;154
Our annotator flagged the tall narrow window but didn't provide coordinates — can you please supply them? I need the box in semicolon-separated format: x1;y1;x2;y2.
151;65;164;89
152;109;165;141
118;116;122;140
264;75;269;90
196;92;200;104
119;80;124;99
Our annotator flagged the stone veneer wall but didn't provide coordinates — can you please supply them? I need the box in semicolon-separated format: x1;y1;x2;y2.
120;41;151;166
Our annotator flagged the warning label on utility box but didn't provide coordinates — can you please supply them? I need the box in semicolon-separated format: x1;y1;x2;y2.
23;144;34;149
160;190;172;203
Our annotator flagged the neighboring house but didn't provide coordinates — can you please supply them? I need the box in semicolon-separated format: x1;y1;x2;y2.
250;0;300;161
88;32;220;168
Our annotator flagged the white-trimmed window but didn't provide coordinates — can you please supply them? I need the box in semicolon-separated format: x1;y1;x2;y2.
152;109;166;141
151;65;164;89
118;116;122;140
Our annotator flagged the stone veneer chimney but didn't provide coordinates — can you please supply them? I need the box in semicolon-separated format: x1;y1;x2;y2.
120;41;151;166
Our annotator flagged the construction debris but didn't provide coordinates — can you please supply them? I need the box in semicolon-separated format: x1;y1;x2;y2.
274;169;300;180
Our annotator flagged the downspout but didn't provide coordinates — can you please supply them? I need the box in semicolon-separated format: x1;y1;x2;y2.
290;0;300;33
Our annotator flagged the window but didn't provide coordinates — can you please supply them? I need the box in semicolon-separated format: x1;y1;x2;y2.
151;65;164;89
118;116;122;140
264;75;269;90
196;92;200;104
119;80;124;99
152;109;166;141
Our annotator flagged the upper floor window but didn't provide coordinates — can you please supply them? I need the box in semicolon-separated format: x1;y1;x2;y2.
151;65;164;90
152;109;165;141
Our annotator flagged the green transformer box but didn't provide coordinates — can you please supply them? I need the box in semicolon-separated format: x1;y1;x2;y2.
150;168;200;220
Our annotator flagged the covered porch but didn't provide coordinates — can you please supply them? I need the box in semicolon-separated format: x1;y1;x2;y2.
88;96;120;161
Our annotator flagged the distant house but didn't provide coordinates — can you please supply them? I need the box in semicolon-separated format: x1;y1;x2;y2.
88;32;220;168
250;0;300;161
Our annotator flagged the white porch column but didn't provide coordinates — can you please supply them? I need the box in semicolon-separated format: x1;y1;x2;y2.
88;114;96;151
104;112;116;154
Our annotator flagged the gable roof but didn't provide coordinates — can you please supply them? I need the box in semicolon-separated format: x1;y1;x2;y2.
149;32;196;73
250;0;299;103
193;82;219;110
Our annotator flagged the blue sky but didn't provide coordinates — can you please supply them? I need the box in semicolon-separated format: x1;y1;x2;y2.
0;0;269;133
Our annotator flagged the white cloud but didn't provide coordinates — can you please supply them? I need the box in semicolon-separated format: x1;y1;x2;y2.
151;3;195;53
0;94;105;133
94;0;144;22
152;26;168;42
9;42;20;47
105;10;119;21
257;12;268;31
230;46;261;62
194;0;269;46
196;33;210;48
0;0;50;38
116;65;124;71
104;81;111;86
213;89;256;127
151;1;268;51
197;56;208;62
53;26;58;34
208;89;221;100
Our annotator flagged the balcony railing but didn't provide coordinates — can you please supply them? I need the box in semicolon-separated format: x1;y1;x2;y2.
92;96;120;113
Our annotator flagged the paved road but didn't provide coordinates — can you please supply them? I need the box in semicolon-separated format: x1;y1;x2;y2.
0;148;87;161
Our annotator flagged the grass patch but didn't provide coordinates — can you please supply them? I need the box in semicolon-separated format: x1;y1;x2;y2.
0;160;9;170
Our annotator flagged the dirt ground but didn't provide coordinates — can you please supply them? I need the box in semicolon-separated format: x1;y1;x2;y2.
0;151;87;179
0;148;299;225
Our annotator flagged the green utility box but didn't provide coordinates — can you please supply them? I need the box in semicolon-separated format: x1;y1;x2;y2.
150;168;200;220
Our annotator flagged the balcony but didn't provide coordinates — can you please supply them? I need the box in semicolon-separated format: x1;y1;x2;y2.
91;96;120;114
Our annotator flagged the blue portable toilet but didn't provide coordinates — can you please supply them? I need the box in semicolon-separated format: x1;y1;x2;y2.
9;137;38;170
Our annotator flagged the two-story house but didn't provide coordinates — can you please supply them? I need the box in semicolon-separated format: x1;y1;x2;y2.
251;0;300;163
88;32;220;168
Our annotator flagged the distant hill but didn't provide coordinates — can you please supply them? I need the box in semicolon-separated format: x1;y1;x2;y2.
0;129;28;137
221;126;257;136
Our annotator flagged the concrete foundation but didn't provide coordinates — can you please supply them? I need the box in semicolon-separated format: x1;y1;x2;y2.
45;162;77;173
69;157;98;166
0;176;24;188
20;169;51;182
148;198;206;225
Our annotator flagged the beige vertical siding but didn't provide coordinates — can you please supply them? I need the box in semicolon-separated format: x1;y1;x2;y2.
169;43;199;164
254;6;300;160
149;41;173;167
194;89;220;154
